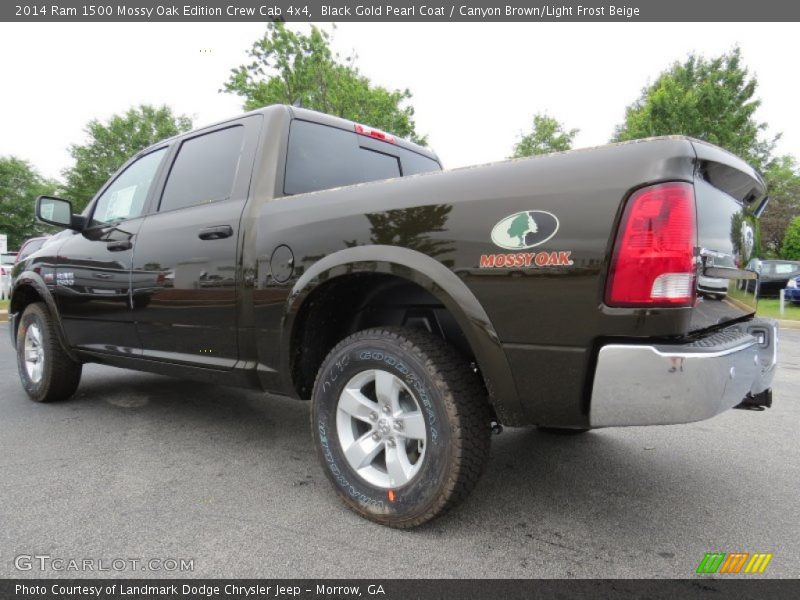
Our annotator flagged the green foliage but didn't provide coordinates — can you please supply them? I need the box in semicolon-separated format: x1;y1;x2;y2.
613;47;777;169
0;157;58;249
762;155;800;254
781;217;800;261
223;23;425;145
62;105;192;211
512;114;578;158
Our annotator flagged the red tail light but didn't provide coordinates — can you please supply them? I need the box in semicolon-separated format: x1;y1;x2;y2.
606;182;696;307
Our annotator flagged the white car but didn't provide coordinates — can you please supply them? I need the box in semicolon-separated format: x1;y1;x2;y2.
698;274;728;300
0;252;18;300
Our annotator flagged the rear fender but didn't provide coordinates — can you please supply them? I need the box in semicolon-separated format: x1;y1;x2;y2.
281;245;525;425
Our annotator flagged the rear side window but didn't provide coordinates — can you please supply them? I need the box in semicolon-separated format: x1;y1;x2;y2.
284;120;439;195
160;126;245;212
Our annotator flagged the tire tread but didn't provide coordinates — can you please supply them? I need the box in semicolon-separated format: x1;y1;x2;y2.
313;326;491;528
18;303;81;402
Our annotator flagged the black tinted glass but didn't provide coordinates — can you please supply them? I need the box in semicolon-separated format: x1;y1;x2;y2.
160;126;244;212
285;120;438;195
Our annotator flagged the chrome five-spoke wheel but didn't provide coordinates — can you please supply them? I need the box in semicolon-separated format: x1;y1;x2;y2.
336;369;427;488
23;323;44;384
312;327;491;527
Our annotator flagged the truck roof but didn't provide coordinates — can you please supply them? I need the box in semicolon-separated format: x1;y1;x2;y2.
136;104;438;164
287;106;438;161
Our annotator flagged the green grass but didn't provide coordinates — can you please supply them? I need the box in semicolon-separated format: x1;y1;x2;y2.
757;298;800;321
0;300;8;311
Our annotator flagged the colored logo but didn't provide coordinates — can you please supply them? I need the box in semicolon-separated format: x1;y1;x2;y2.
491;210;559;250
479;251;573;269
696;552;773;574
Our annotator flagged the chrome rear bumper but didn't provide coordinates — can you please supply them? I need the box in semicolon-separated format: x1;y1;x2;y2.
590;318;778;427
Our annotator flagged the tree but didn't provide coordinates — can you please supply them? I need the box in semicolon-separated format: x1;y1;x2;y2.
613;47;777;169
223;23;426;144
781;217;800;260
0;157;58;249
761;156;800;256
511;114;578;158
62;105;192;210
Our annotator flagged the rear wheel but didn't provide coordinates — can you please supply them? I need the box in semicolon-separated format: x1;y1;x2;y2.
311;327;491;528
16;303;82;402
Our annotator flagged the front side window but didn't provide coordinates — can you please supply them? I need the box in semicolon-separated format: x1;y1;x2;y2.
91;148;167;226
159;126;245;212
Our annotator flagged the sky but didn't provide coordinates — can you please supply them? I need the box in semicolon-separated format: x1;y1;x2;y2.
0;21;798;180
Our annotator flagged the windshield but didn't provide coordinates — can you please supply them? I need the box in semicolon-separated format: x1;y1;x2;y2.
17;239;47;261
762;262;800;275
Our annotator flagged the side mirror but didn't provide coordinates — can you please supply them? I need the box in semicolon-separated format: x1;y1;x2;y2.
36;196;85;231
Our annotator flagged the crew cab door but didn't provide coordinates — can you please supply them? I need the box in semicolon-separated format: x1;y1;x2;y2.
130;116;261;368
55;147;169;354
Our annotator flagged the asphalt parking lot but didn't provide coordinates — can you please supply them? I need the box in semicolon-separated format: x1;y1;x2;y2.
1;322;798;579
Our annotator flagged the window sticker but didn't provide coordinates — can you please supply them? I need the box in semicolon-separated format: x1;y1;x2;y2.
104;185;137;222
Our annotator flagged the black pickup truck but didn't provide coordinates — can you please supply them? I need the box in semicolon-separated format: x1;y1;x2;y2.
9;106;778;528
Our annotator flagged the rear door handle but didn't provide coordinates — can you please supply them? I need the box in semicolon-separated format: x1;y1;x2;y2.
198;225;233;241
107;240;132;252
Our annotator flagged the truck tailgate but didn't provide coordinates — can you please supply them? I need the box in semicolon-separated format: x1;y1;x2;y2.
690;140;766;333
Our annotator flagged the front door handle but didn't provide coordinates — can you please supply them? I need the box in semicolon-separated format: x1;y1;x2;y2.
107;240;132;252
198;225;233;241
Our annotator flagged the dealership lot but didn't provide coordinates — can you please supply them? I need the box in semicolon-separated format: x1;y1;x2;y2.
1;323;798;578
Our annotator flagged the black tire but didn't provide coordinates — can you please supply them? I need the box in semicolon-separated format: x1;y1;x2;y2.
538;426;590;435
16;303;82;402
311;327;491;528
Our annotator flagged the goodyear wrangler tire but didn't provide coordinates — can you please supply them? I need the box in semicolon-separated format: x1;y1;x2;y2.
311;327;491;528
16;303;82;403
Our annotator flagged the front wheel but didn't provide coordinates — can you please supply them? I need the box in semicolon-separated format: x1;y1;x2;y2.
16;303;82;402
311;327;491;528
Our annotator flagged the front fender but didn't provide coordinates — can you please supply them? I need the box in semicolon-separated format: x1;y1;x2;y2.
9;272;78;362
281;245;525;425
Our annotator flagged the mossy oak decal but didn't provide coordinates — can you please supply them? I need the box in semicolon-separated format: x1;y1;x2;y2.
491;210;559;250
483;210;572;269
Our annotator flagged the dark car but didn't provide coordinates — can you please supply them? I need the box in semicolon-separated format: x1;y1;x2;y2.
785;274;800;304
745;259;800;297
